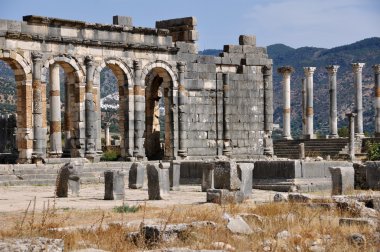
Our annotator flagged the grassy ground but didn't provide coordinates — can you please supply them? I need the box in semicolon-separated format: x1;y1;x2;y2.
0;197;378;251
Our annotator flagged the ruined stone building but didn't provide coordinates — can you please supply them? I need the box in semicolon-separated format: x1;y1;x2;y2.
0;15;273;163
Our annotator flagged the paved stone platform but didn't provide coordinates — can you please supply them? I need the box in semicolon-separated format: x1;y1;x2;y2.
0;185;280;213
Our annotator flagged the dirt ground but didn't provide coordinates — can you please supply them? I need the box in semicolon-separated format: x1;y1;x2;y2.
0;184;279;213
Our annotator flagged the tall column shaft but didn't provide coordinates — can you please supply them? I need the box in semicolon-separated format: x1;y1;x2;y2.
352;63;365;137
31;52;45;160
347;113;356;161
49;63;62;156
177;62;188;157
222;73;232;156
326;65;339;138
63;81;72;156
278;66;294;140
301;78;307;136
304;67;316;139
84;56;97;157
105;122;110;146
133;60;145;159
262;65;273;156
373;65;380;137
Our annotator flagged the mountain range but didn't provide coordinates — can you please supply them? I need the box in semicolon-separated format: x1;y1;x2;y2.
1;37;380;136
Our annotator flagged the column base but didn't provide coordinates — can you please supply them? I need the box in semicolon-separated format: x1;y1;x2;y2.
282;136;293;140
355;133;365;139
327;134;339;139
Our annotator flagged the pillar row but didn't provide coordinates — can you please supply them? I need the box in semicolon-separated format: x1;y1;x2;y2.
326;65;339;138
49;63;62;156
277;66;294;140
352;63;365;137
373;64;380;137
303;67;316;139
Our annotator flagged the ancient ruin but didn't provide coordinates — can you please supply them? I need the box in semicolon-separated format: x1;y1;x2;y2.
0;15;273;164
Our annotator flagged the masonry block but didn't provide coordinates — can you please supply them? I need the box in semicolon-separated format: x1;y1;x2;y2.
128;162;145;189
239;35;256;46
214;160;241;190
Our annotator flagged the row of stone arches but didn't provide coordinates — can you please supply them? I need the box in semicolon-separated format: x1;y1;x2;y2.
0;50;180;162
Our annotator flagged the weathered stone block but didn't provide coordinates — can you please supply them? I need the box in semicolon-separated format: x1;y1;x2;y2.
237;163;254;198
214;160;241;190
104;169;126;200
56;161;82;197
206;189;244;204
169;160;180;191
329;166;355;195
201;162;214;192
147;163;170;200
365;161;380;190
223;45;243;54
239;35;256;46
128;162;144;189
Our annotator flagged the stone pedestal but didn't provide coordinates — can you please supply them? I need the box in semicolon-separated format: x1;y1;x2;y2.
326;65;340;138
277;66;294;140
329;166;354;195
237;163;254;198
373;65;380;137
128;162;145;189
303;67;316;139
352;63;365;137
147;162;170;200
169;160;181;191
365;161;380;190
201;162;215;192
104;170;126;200
214;160;241;190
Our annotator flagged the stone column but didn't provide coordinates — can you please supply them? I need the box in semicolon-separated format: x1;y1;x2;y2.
63;79;72;157
31;52;45;161
262;65;274;156
222;73;232;156
326;65;340;138
84;56;97;159
277;66;294;140
301;78;307;136
346;113;356;161
373;64;380;137
352;63;365;137
105;122;110;146
303;67;316;139
177;62;188;157
49;63;62;156
133;60;145;160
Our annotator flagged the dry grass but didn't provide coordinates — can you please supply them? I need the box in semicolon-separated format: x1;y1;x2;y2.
0;198;379;251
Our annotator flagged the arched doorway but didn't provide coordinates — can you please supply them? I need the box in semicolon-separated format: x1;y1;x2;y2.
144;67;175;160
0;51;33;162
94;59;133;159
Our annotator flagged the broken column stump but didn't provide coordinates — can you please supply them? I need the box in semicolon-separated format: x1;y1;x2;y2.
238;163;254;198
104;170;126;200
206;189;244;204
201;162;215;192
169;160;181;191
128;162;145;189
56;161;83;197
329;166;355;195
147;162;170;200
214;160;241;190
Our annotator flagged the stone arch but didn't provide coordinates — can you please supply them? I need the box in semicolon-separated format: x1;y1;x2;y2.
41;55;86;158
142;60;179;160
0;50;33;162
94;58;134;158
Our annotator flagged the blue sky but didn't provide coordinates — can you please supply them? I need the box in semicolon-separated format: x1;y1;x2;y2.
0;0;379;50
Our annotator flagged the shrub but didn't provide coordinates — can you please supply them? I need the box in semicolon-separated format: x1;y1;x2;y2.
101;149;120;161
366;141;380;161
338;127;349;137
113;204;140;213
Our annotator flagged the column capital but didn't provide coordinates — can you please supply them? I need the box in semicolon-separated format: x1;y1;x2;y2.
351;63;365;73
303;67;316;76
277;66;294;75
262;65;272;74
325;65;340;74
133;60;142;70
346;112;357;118
177;61;186;73
31;51;43;63
373;64;380;74
84;55;94;66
